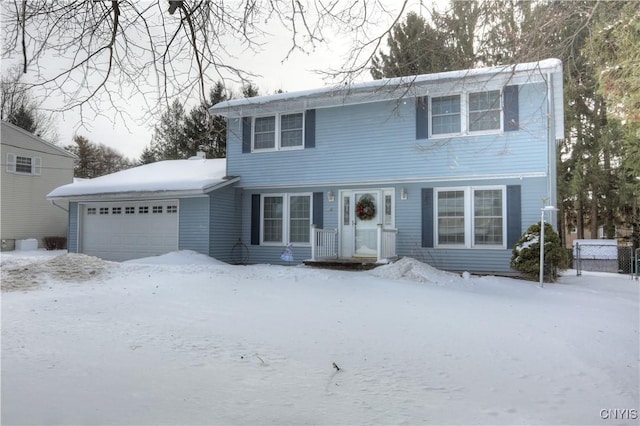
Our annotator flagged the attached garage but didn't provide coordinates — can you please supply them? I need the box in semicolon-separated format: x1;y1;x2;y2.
47;157;239;262
79;200;179;261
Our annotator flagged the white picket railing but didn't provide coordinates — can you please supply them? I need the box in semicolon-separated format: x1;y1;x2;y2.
311;224;398;263
310;225;338;261
377;224;398;262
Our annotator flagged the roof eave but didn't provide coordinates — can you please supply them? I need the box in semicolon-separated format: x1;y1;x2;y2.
209;58;563;118
47;177;240;202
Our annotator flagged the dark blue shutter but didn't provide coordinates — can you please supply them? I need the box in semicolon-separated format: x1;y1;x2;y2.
421;188;434;247
251;194;260;245
506;185;522;248
242;117;252;153
313;192;323;228
503;85;519;131
416;96;429;139
305;109;316;148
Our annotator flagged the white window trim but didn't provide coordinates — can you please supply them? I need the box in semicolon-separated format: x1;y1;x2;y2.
260;193;312;246
6;153;42;176
429;89;504;139
252;112;305;152
430;94;463;138
434;185;507;249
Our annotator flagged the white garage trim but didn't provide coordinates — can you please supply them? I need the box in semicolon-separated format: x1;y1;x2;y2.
78;200;179;261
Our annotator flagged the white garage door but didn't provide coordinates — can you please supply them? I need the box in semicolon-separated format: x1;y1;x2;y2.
80;200;179;261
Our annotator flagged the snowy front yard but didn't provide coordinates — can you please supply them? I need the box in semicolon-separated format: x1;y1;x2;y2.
2;250;638;425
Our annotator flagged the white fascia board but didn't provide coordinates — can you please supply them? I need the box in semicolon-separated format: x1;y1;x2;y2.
47;177;240;202
48;190;208;202
210;59;563;118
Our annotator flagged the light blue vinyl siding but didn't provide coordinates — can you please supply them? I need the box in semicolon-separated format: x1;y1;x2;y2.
68;202;79;253
394;177;548;272
227;82;550;188
238;177;544;270
240;186;340;265
178;197;210;255
209;185;241;263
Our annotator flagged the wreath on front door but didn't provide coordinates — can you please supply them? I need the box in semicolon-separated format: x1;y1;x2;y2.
356;194;376;220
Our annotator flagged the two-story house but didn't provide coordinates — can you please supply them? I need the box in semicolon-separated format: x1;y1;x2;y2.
49;58;563;272
209;58;564;272
1;121;76;250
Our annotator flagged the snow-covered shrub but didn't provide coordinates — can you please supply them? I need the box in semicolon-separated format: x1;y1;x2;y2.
511;222;568;281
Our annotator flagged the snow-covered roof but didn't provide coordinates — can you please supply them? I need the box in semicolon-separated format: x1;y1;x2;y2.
47;158;234;200
210;58;563;118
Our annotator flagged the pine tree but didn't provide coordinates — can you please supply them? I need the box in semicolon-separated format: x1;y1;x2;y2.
65;135;132;178
371;12;459;79
150;99;187;160
511;222;569;281
183;82;229;158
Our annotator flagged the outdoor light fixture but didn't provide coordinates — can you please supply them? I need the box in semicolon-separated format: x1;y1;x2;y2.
539;205;559;288
400;187;408;200
327;191;335;202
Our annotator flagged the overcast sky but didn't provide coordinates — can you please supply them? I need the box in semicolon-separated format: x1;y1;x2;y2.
4;1;443;161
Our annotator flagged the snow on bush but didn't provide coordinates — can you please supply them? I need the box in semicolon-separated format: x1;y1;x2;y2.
511;222;568;281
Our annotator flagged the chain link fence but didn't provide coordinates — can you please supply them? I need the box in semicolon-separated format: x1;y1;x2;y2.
573;242;639;279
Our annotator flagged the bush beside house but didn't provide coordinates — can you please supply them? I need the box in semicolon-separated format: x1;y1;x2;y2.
511;222;569;281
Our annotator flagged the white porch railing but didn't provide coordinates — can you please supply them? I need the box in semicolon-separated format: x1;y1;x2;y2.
311;224;398;263
377;224;399;262
310;224;338;261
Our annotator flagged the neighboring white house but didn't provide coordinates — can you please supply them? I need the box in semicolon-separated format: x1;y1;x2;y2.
1;120;76;250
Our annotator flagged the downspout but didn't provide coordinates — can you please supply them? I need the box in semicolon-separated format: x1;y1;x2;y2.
546;72;557;226
49;199;68;213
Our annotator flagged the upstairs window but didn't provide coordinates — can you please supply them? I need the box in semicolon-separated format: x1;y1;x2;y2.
428;89;505;137
6;154;41;175
469;90;501;132
253;112;304;151
280;113;304;148
432;95;461;135
16;156;32;173
254;116;276;150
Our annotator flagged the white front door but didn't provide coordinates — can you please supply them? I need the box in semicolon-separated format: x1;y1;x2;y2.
340;190;385;258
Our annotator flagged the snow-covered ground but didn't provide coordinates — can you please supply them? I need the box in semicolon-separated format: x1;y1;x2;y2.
2;250;638;425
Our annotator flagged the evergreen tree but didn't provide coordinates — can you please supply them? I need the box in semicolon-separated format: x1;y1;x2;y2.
241;83;260;98
65;135;133;178
511;222;569;281
371;12;459;79
150;99;188;160
138;145;159;165
183;82;229;159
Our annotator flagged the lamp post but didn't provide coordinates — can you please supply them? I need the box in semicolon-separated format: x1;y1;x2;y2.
539;205;560;288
